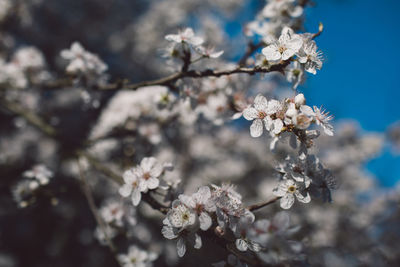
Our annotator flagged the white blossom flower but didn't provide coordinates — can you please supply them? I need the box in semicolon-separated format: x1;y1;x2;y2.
12;47;45;70
162;200;201;257
273;178;311;209
313;106;334;136
117;245;157;267
234;210;261;252
211;184;245;231
179;186;216;231
23;164;53;187
165;28;204;47
135;157;162;192
119;168;144;206
262;27;303;62
195;46;224;58
285;61;304;89
261;0;303;19
60;42;107;75
297;40;323;74
243;95;283;137
167;200;196;229
99;201;125;227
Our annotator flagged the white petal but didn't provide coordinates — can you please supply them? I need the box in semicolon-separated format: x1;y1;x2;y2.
149;163;163;178
273;182;287;197
254;94;268;111
273;119;284;134
287;37;303;52
300;105;315;116
250;119;263;137
140;157;157;172
262;45;281;61
280;194;295;209
270;137;279;151
235;239;248;252
131;188;142;206
119;184;132;197
194;233;202;249
145;177;159;190
243;107;258;120
199;212;212;231
161;225;177;239
177;238;186;257
179;194;196;209
165;34;181;43
295;191;311;203
266;99;282;114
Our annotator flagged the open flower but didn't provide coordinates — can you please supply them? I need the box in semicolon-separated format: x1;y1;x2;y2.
162;200;200;257
273;178;311;209
179;186;216;231
117;245;157;267
243;95;283;137
119;168;144;206
136;157;162;192
297;40;323;74
262;27;303;62
165;28;204;47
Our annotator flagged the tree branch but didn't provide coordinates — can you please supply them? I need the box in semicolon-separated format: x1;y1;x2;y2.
0;98;57;137
247;196;281;212
77;159;121;266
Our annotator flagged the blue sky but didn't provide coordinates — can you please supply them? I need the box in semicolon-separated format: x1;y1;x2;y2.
223;0;400;186
302;0;400;186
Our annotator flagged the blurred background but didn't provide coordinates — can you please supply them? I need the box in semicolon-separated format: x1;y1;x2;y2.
0;0;399;266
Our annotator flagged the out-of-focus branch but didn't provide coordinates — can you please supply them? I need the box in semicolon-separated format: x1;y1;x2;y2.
247;196;281;211
0;98;57;137
77;159;122;267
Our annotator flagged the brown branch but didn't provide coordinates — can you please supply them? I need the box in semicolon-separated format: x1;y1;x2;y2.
247;196;281;212
42;62;290;92
0;98;57;137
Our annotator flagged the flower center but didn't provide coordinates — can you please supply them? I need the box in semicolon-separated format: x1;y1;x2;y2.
288;185;296;193
182;212;189;221
258;111;267;119
278;46;287;54
143;172;151;180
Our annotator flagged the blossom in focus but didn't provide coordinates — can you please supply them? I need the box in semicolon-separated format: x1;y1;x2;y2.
179;186;216;230
297;40;323;74
273;178;311;209
262;27;303;62
119;168;144;206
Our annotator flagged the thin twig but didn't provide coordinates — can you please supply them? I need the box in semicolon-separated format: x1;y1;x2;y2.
0;98;57;137
247;196;281;212
77;159;121;266
42;62;290;92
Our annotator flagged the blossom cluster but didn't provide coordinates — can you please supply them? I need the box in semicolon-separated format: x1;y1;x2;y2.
60;42;108;84
242;93;333;150
119;157;171;206
12;164;53;208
